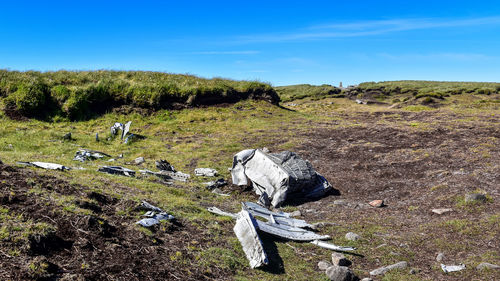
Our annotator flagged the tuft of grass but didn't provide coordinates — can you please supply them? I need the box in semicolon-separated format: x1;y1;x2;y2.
276;84;342;102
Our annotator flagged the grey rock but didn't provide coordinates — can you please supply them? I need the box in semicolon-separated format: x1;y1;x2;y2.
432;208;453;215
345;232;361;241
63;132;72;140
311;222;337;230
436;252;445;262
360;278;373;281
333;200;348;206
476;262;500;270
465;193;487;203
331;252;351;266
262;147;270;153
134;157;145;165
318;260;332;271
370;261;408;276
326;266;355;281
409;268;420;274
290;210;302;217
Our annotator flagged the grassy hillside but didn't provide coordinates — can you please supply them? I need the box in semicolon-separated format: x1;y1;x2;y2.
0;70;279;120
350;80;500;103
275;84;342;102
0;90;499;280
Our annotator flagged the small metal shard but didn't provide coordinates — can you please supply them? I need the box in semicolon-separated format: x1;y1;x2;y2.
98;166;136;177
194;168;218;177
207;207;238;219
441;264;466;273
122;121;132;140
17;161;70;171
310;240;356;252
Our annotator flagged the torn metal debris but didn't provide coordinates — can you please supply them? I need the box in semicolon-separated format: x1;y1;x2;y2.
17;161;71;171
156;159;176;172
136;201;174;227
208;202;353;268
441;263;466;273
98;166;136;177
231;149;332;207
194;168;218;177
233;210;269;268
140;169;190;182
73;149;111;162
204;178;227;190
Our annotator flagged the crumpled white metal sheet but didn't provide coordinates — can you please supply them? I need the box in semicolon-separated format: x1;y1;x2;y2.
231;149;332;207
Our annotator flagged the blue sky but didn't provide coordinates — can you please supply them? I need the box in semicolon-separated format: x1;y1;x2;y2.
1;1;500;86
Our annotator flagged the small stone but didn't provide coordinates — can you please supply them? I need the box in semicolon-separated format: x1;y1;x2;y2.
262;147;270;153
409;268;419;274
369;199;384;208
289;210;301;217
134;157;145;164
432;208;453;215
476;262;500;270
370;261;408;276
331;252;351;266
326;266;355;281
345;232;361;241
436;252;445;262
333;200;348;206
465;193;487;203
318;260;332;271
63;132;72;140
361;278;373;281
311;222;337;231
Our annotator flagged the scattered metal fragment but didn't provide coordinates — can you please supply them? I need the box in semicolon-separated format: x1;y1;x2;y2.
136;201;174;227
194;168;218;177
73;149;111;162
111;122;123;136
233;210;269;268
136;212;175;227
231;149;332;207
243;202;313;229
140;169;190;182
122;121;132;140
98;166;136;177
441;263;466;273
207;203;353;268
204;178;227;190
140;201;163;212
17;161;71;171
254;218;330;241
310;240;356;252
207;206;238;219
156;159;176;172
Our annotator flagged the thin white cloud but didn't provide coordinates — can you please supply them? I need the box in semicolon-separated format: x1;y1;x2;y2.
189;50;260;55
236;16;500;43
378;52;496;61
